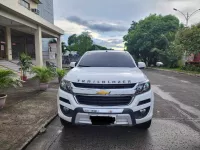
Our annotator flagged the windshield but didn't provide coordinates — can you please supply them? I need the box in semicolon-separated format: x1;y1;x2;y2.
78;51;136;67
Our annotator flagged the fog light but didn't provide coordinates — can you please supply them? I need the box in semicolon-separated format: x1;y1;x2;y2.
140;109;146;114
134;107;150;119
63;106;70;113
60;105;73;117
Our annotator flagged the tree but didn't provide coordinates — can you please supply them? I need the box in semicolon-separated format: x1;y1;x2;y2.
68;34;77;46
67;32;93;55
49;39;57;44
77;32;93;54
178;24;200;55
159;41;184;68
124;14;180;66
128;21;137;33
89;44;113;50
67;32;112;55
61;42;68;55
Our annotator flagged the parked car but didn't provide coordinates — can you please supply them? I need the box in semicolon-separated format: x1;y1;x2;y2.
138;62;146;69
58;50;154;129
69;62;76;69
156;62;164;67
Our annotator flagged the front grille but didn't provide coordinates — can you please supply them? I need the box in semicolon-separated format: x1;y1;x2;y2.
72;83;136;89
75;95;133;106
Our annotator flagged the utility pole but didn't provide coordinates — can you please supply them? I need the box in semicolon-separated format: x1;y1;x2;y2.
173;8;200;27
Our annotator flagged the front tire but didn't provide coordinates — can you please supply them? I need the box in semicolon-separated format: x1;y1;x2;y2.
60;118;74;128
136;120;151;129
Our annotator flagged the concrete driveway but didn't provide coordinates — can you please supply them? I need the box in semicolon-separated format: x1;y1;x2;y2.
25;69;200;150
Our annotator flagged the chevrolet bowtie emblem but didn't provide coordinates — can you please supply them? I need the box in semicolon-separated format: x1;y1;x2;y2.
96;90;111;95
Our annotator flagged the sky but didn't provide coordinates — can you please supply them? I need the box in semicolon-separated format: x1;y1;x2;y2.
54;0;200;50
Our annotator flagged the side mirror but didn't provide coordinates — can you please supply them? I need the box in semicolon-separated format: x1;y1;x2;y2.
69;62;76;69
138;62;146;69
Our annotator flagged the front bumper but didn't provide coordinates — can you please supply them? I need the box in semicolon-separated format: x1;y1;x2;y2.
57;89;154;126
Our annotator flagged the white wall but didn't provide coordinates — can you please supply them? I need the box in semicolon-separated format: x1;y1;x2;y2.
0;0;64;34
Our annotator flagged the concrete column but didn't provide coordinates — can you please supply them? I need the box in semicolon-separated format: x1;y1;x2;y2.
57;36;62;68
34;26;43;67
6;27;12;60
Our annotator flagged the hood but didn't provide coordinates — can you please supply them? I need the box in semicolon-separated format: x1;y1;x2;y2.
64;67;147;84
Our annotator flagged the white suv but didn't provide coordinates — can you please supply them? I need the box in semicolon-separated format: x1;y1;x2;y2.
58;50;154;129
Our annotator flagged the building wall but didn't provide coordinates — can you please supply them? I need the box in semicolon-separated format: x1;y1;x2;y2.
15;0;54;53
38;0;54;53
0;0;58;59
42;38;50;52
38;0;54;24
16;0;38;9
28;0;38;9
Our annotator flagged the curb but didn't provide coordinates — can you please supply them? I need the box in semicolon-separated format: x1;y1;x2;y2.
149;67;200;77
19;113;58;150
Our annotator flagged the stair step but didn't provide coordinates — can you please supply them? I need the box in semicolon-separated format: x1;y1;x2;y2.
0;60;33;79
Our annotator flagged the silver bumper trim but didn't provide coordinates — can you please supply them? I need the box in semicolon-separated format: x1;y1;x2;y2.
75;113;133;126
83;108;123;113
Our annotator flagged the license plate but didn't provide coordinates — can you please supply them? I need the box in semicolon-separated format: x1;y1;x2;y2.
90;116;115;125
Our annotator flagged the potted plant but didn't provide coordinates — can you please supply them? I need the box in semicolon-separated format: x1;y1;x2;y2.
0;69;22;109
56;68;67;83
31;67;54;91
19;53;32;81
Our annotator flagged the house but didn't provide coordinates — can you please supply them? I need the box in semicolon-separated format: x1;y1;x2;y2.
186;53;200;65
0;0;64;68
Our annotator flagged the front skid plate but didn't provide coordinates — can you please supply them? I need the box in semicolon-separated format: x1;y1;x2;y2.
68;108;136;125
75;113;133;125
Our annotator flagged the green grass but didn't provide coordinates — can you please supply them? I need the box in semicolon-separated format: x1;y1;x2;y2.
154;67;200;75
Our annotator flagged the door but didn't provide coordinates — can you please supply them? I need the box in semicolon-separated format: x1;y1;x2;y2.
0;43;6;59
0;26;6;59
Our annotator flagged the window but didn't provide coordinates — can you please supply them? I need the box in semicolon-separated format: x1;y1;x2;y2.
19;0;30;9
78;51;136;68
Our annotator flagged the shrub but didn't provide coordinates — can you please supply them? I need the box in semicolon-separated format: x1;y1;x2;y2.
0;69;22;91
19;53;32;76
56;69;67;78
159;42;184;68
181;64;200;73
31;67;54;83
181;66;186;70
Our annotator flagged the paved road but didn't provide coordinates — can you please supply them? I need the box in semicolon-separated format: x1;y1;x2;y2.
25;69;200;150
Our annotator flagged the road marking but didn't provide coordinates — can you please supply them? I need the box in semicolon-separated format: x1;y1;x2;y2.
57;129;62;134
160;74;166;77
167;76;176;79
180;80;191;84
152;85;200;129
152;85;200;119
159;75;191;84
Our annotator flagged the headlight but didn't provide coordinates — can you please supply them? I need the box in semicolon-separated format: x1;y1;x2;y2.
135;81;151;95
60;80;73;93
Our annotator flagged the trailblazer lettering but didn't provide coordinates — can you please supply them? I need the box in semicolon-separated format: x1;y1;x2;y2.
77;80;132;84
